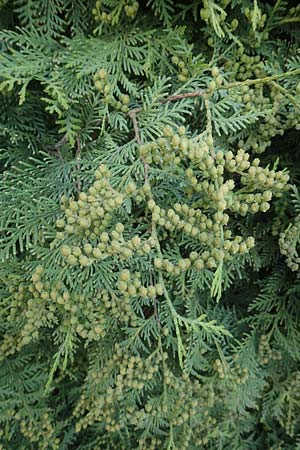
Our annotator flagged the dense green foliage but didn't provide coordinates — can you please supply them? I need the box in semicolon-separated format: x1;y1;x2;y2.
0;1;300;449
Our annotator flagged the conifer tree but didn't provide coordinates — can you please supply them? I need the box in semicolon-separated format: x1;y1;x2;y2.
0;1;300;449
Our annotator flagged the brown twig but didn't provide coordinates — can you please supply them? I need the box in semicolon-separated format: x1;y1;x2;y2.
128;90;205;180
128;109;149;181
160;90;205;103
128;110;142;145
46;134;67;160
129;90;205;116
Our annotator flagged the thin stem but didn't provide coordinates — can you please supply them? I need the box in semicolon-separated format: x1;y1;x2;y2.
271;0;282;18
153;293;161;327
167;425;175;450
128;109;149;181
151;221;187;368
160;90;205;103
157;333;168;404
274;17;300;25
46;134;67;160
271;81;300;109
128;110;142;146
222;68;300;91
203;94;213;138
129;90;205;115
203;94;225;301
75;137;82;191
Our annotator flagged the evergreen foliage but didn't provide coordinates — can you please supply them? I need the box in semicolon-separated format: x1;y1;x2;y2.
0;1;300;449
